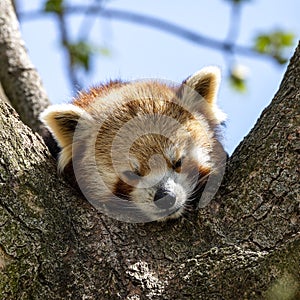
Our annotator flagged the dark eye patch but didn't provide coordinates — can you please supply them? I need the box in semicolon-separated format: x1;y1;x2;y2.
172;158;183;171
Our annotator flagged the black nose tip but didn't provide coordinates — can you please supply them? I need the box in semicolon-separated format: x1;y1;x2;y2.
154;189;176;209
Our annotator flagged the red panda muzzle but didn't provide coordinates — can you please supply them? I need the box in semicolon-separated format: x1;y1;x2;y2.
153;189;177;210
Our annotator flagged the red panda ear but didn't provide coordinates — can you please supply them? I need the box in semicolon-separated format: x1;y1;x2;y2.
182;66;226;125
40;104;89;149
183;66;221;104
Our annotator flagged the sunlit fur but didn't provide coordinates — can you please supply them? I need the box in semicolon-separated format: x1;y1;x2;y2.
40;66;226;221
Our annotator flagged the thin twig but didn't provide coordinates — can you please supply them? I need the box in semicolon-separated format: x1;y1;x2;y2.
56;12;82;91
18;6;271;61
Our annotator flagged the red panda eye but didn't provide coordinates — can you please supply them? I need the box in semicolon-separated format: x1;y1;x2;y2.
123;170;141;181
173;158;183;170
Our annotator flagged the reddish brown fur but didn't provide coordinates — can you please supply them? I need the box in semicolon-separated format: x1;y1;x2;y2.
72;80;126;108
113;178;134;201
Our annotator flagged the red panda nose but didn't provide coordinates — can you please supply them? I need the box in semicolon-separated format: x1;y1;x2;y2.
154;189;176;209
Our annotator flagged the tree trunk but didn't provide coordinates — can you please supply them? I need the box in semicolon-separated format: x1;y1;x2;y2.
0;0;50;134
0;1;299;298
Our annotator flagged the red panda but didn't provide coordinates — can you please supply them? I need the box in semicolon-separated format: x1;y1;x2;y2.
40;66;227;222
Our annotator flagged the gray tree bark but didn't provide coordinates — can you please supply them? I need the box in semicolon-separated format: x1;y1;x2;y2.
0;0;50;134
0;0;299;298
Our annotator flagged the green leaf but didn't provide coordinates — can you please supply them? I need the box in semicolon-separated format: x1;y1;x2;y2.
67;41;93;71
229;75;247;92
229;64;249;92
278;32;294;47
273;54;288;65
44;0;64;14
255;35;271;53
65;42;112;72
254;30;295;64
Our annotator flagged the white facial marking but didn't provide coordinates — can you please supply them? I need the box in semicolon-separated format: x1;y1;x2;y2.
192;147;212;168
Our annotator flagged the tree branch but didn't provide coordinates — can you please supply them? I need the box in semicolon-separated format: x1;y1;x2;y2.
19;6;274;62
56;12;82;91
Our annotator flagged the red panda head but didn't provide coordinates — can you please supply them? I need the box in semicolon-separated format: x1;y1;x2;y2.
40;66;227;222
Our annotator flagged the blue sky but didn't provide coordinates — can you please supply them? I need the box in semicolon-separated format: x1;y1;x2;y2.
18;0;299;154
